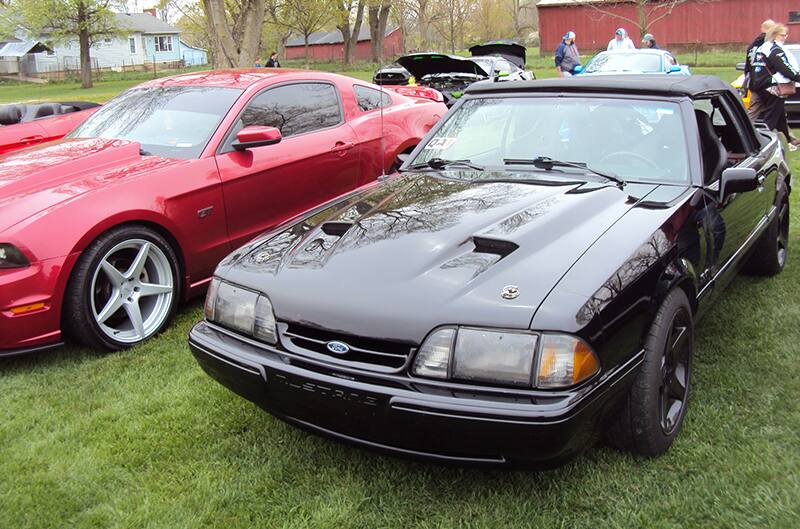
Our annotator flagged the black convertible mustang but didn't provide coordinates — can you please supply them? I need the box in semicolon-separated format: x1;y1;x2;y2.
189;76;791;468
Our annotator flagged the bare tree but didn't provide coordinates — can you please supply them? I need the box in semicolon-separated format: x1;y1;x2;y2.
507;0;537;41
558;0;714;39
201;0;266;67
432;0;474;53
368;0;391;63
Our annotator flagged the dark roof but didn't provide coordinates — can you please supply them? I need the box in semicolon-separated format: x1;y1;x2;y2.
465;74;735;98
286;26;398;47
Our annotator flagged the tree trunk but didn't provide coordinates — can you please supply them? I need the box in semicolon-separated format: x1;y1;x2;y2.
369;1;391;63
340;0;365;67
77;2;92;89
304;34;311;68
201;0;266;67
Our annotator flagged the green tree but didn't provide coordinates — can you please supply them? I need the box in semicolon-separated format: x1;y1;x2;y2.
7;0;120;88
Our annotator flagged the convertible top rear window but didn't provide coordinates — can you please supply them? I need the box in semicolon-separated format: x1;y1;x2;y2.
411;96;690;184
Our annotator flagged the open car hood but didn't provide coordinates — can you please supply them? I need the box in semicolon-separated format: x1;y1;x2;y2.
397;53;489;78
469;41;526;69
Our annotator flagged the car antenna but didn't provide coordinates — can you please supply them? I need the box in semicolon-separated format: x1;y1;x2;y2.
377;65;390;182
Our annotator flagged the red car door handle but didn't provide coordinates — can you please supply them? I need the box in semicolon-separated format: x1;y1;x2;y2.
20;135;44;143
331;142;354;155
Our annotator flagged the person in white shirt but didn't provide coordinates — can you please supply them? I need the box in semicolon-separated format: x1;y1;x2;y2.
608;28;636;51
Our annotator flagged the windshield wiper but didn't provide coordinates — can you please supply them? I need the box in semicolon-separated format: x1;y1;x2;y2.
504;156;625;187
403;157;485;172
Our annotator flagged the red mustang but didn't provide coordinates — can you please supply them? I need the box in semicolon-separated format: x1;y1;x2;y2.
0;101;100;155
0;69;445;354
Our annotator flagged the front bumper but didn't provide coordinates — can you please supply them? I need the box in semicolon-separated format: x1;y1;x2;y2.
189;321;642;468
0;254;74;353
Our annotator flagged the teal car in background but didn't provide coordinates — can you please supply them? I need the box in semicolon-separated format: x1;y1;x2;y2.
579;49;691;76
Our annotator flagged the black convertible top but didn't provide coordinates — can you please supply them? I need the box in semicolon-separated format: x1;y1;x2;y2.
465;74;736;98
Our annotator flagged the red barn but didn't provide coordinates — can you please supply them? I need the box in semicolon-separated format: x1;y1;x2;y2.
538;0;800;52
284;26;403;62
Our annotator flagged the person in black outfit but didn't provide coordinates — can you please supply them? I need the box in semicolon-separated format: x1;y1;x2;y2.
744;20;775;121
750;23;800;146
266;52;281;68
641;34;659;49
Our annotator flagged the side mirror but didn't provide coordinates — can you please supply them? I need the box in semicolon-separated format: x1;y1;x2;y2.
233;126;282;150
719;167;758;200
735;62;746;72
668;65;682;74
573;65;584;74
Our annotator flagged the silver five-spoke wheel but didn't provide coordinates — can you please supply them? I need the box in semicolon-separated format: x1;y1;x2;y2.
91;239;174;343
64;225;181;351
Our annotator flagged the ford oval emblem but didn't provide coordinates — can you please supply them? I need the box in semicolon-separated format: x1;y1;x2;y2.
326;341;351;354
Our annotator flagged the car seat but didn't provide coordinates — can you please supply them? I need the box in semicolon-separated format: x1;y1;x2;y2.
694;109;726;185
0;104;23;125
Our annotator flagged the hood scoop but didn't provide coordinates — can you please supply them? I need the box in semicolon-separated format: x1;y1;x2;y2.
471;236;518;258
320;221;354;237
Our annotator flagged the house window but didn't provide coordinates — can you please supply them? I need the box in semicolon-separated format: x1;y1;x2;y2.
104;37;112;45
154;35;173;52
129;37;136;54
790;11;800;23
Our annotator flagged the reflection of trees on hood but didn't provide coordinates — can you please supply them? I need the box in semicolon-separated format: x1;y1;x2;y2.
577;229;672;325
242;174;526;272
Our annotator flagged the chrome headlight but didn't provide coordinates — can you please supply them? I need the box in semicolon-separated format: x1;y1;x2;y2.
204;278;277;344
411;327;599;389
0;243;30;269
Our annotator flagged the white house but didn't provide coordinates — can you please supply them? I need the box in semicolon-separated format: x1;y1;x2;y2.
0;11;207;75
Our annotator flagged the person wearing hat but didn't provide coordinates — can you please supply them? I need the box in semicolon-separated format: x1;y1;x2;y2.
642;33;659;49
555;31;582;76
608;28;636;51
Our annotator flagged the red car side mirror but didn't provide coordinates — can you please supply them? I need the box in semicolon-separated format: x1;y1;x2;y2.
233;126;282;150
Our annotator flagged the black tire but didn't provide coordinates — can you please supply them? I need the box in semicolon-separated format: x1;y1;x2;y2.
743;197;789;276
63;225;181;351
606;288;694;456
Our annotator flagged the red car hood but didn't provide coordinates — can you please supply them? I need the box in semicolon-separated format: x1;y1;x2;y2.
0;138;183;234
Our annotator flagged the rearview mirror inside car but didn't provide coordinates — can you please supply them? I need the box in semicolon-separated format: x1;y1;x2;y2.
720;167;758;201
233;126;282;150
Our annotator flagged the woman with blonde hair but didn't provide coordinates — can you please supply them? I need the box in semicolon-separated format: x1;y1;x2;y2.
744;19;775;121
751;23;800;147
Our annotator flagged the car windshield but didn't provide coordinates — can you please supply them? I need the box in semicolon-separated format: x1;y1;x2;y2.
408;96;689;184
69;86;242;159
585;53;663;73
470;58;494;73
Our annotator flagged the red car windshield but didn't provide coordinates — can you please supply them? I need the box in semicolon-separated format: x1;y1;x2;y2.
69;86;243;159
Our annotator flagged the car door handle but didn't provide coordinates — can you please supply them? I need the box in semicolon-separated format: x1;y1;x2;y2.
20;135;44;143
331;142;354;155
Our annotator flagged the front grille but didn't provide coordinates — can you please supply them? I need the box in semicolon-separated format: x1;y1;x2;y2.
281;323;414;369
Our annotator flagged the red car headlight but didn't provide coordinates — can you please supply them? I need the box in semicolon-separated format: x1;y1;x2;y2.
0;243;30;269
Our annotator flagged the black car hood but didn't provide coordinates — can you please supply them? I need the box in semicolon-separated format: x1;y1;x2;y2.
397;53;489;78
469;41;527;69
219;173;659;344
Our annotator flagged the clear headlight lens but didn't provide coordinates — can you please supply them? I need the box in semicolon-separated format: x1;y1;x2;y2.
452;328;538;387
536;334;600;389
412;327;599;389
204;279;277;345
411;327;455;379
0;243;30;269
